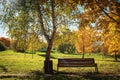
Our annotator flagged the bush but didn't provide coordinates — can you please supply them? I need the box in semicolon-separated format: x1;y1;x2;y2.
0;41;7;51
58;43;76;53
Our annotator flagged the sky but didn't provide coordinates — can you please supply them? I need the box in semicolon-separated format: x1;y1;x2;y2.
0;2;6;37
0;25;8;38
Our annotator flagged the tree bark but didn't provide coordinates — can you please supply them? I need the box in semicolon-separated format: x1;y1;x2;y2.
46;43;52;61
114;51;118;62
44;60;53;74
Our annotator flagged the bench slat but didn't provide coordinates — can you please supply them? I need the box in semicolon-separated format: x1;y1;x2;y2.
58;58;95;63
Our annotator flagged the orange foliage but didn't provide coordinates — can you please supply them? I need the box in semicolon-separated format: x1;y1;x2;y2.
75;27;93;53
0;37;11;48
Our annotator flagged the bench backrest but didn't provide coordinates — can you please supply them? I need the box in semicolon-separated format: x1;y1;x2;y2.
58;58;95;64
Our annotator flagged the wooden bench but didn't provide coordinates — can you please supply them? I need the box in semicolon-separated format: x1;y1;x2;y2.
57;58;98;73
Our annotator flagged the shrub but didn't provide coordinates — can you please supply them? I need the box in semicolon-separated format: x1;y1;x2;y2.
58;43;65;53
58;43;76;53
0;41;7;51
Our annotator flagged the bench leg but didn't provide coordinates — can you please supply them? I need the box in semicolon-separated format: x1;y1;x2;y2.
95;66;98;73
57;66;59;73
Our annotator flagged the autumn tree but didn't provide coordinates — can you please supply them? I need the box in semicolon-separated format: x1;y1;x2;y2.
76;26;94;58
75;0;120;60
106;22;120;61
0;37;11;49
95;11;120;61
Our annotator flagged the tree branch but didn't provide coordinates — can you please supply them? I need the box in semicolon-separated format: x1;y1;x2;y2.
38;4;50;43
50;0;57;41
95;0;120;24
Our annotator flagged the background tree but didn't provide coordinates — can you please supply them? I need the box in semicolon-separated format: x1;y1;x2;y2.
0;37;11;49
9;10;29;52
107;22;120;61
28;32;39;52
95;13;120;61
54;27;77;53
76;26;94;58
77;0;120;60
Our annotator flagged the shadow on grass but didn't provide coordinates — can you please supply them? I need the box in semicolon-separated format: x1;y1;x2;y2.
27;70;120;80
56;71;120;80
0;65;8;72
0;70;120;80
28;70;44;80
37;54;57;59
104;60;120;62
97;59;120;62
59;53;83;56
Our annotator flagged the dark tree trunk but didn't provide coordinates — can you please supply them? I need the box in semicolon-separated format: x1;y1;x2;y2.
82;33;85;58
44;60;53;74
46;43;52;61
44;42;53;74
82;48;85;58
114;51;118;62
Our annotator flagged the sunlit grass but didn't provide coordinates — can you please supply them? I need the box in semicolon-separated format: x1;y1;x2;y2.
0;50;44;74
0;50;120;77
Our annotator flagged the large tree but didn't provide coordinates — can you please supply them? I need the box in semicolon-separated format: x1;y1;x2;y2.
12;0;77;73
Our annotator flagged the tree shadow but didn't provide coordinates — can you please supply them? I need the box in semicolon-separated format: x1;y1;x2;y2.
56;71;120;80
37;54;57;59
28;70;44;80
27;70;120;80
105;60;120;62
98;59;120;62
1;70;120;80
0;65;8;72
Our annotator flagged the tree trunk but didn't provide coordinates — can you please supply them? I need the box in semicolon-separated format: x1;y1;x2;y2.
44;60;53;74
44;43;53;74
82;52;84;58
82;32;85;58
114;51;118;62
37;0;56;74
46;43;52;61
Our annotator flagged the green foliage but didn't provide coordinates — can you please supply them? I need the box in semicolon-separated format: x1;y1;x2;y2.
0;41;7;51
27;32;43;51
11;40;26;52
58;43;76;53
54;29;77;53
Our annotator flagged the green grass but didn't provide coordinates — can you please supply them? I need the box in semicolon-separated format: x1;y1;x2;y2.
0;50;120;80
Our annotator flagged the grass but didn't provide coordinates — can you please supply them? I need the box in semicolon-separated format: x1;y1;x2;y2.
0;50;120;80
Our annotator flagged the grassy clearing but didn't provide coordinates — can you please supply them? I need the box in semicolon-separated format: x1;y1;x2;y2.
0;50;120;80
